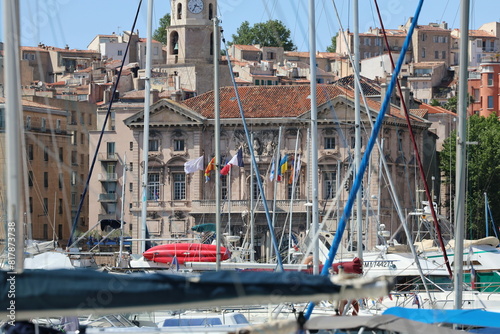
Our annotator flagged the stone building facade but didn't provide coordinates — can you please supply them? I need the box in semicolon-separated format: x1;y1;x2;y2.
107;84;432;258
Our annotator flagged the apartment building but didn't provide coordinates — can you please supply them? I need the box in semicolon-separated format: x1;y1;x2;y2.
0;98;73;244
468;57;500;117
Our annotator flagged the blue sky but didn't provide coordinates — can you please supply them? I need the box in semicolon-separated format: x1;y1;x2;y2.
1;0;499;52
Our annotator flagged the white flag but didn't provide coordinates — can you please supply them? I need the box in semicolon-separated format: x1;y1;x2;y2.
184;156;205;174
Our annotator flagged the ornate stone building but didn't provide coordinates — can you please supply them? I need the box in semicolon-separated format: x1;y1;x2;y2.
119;84;431;257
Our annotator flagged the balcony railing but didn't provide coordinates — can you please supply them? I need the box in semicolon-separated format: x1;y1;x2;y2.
98;173;118;181
98;152;119;161
98;193;118;202
98;213;118;221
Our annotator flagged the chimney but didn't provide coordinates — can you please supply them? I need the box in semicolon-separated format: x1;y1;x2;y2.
400;86;410;116
170;91;181;102
150;89;159;104
380;83;387;101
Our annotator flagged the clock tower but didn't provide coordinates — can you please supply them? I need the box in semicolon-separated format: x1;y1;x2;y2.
166;0;217;64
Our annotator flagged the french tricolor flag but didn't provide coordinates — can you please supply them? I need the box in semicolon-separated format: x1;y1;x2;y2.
220;148;244;175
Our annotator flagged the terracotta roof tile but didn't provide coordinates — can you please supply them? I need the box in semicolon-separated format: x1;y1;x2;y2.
0;97;62;110
421;103;456;115
334;75;381;96
233;44;261;51
181;84;409;120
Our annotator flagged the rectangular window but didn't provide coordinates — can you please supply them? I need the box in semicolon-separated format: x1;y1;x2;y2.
149;139;159;151
71;192;77;206
0;109;4;128
43;224;48;239
81;133;85;145
71;151;77;165
421;48;426;58
173;173;186;200
28;144;34;160
130;141;133;151
59;147;63;162
26;116;31;129
173;139;184;151
28;171;33;187
118;50;123;56
221;175;228;200
323;172;336;199
59;173;63;189
435;50;439;59
324;137;335;149
71;171;77;185
58;199;63;214
488;95;494;109
252;176;261;200
29;197;33;213
41;118;46;131
442;51;446;59
43;198;49;214
129;162;133;171
81;154;84;166
129;182;133;192
107;142;115;159
44;172;49;187
71;131;77;145
43;146;48;161
287;182;300;200
147;173;161;200
58;224;63;240
488;73;494;86
56;119;61;131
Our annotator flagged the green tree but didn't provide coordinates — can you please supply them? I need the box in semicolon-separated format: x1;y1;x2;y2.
430;99;441;106
443;94;474;113
153;13;171;45
230;20;296;51
326;33;338;53
440;114;500;238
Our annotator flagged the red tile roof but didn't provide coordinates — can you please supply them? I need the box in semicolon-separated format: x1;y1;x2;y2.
0;97;62;110
421;103;456;115
181;84;406;120
233;45;261;51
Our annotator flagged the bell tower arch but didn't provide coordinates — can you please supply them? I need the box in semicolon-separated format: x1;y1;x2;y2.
166;0;217;64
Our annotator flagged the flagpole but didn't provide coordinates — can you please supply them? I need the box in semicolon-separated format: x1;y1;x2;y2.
250;133;255;262
270;126;282;263
228;166;232;236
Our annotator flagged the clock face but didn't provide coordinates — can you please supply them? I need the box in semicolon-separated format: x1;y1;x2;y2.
188;0;204;14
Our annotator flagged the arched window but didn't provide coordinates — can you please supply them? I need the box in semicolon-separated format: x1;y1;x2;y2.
177;3;182;20
170;31;179;55
208;3;213;20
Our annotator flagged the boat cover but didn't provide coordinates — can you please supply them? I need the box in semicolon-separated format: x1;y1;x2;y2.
0;269;393;320
303;314;463;334
383;307;500;328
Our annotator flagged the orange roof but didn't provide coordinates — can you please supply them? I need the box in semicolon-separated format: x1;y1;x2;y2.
421;103;456;115
46;81;66;87
182;84;407;120
234;45;261;51
0;97;62;110
138;38;161;44
416;25;450;32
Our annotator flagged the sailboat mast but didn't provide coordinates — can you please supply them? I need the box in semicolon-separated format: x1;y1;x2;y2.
140;0;154;254
353;0;363;261
214;16;222;271
309;0;320;275
454;0;470;310
4;0;24;273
